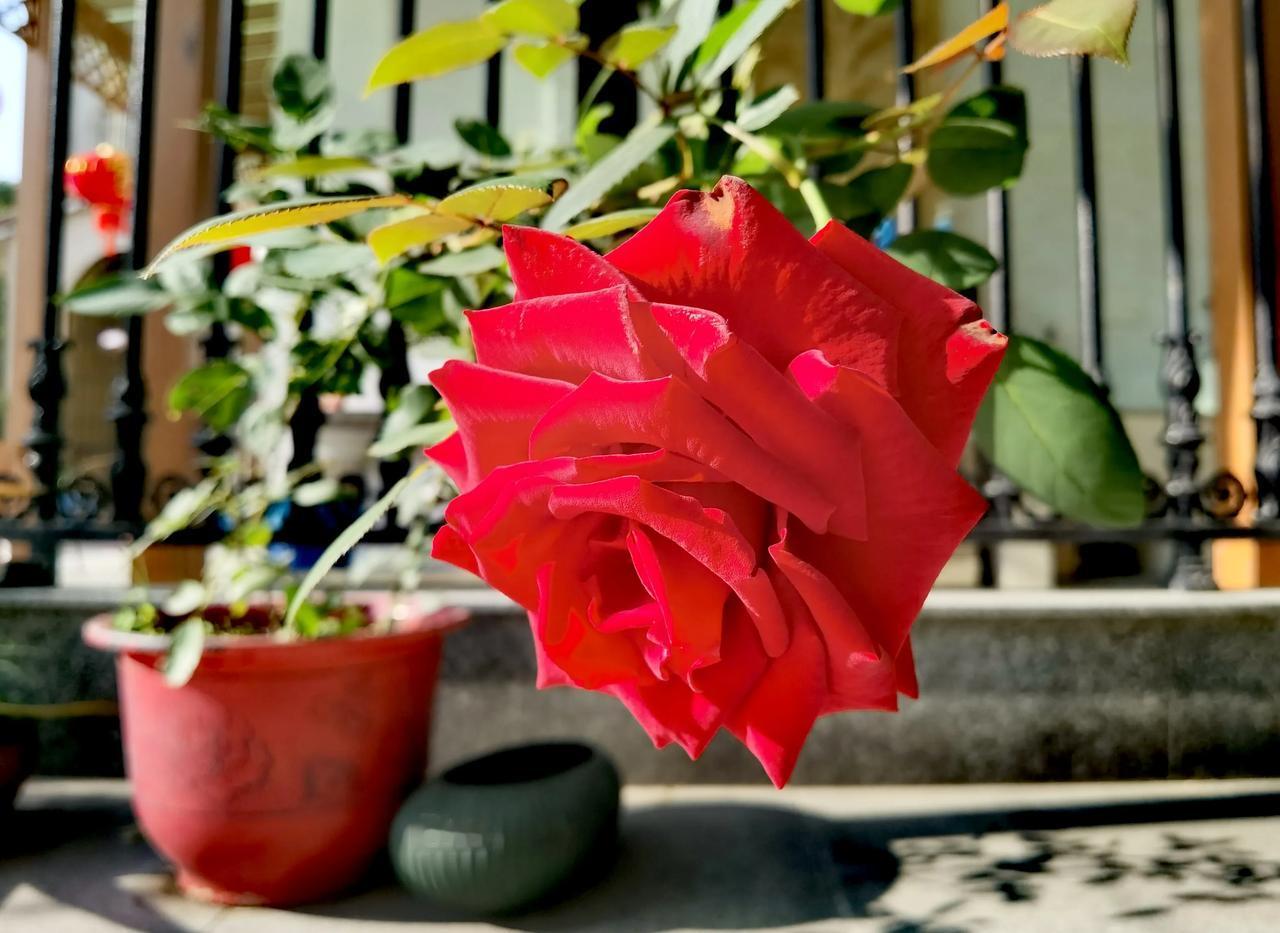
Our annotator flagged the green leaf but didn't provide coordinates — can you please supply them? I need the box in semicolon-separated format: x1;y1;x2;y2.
512;40;577;79
437;181;561;222
602;24;678;69
285;463;430;631
279;242;375;279
368;419;456;459
293;478;343;507
455;118;512;157
368;212;474;265
163;581;208;618
367;19;507;93
762;100;876;140
482;0;579;38
926;87;1028;196
419;245;506;277
1010;0;1138;65
272;54;333;122
254;156;371;179
145;195;408;275
737;84;801;132
886;230;998;290
827;163;913;219
62;276;171;316
271;55;335;150
834;0;900;14
543;118;676;230
665;0;720;70
695;0;795;88
378;385;438;441
974;335;1146;528
168;359;253;432
562;208;660;240
164;618;206;688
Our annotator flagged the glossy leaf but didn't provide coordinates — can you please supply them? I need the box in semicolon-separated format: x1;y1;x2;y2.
543;119;676;230
164;618;205;688
62;276;170;316
562;208;660;240
279;242;375;279
834;0;900;14
904;1;1008;73
254;156;371;179
602;24;678;69
762;100;876;140
829;163;913;219
419;245;506;277
886;230;998;289
482;0;579;38
366;19;507;93
168;359;253;432
974;335;1146;528
285;463;430;632
926;87;1028;196
369;419;456;459
1010;0;1137;64
437;182;560;223
513;40;576;78
455;119;512;157
368;213;475;265
145;195;408;275
738;85;801;132
696;0;795;87
665;0;720;69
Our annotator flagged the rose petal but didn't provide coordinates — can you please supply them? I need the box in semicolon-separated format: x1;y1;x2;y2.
502;224;640;301
607;176;901;390
469;286;654;383
635;301;867;539
607;603;768;759
428;360;574;490
546;474;790;657
811;221;1006;466
726;575;828;787
530;373;838;535
788;350;988;657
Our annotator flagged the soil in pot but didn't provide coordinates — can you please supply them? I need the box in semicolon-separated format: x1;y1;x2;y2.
391;742;621;915
84;600;467;906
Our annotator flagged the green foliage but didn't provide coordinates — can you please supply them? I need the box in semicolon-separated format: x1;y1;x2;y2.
168;360;253;432
1010;0;1139;65
887;230;998;290
975;336;1147;528
927;87;1029;196
834;0;901;15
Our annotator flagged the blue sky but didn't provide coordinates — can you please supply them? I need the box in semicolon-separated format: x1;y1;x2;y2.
0;31;26;183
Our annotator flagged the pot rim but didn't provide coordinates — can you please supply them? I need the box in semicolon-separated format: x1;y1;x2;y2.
438;741;610;789
82;593;468;656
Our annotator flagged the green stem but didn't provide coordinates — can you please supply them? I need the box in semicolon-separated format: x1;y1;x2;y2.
798;178;832;229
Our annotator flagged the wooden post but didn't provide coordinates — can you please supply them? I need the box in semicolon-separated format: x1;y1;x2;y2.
1202;0;1280;587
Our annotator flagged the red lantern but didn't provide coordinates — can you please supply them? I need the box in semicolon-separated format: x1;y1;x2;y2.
64;144;132;257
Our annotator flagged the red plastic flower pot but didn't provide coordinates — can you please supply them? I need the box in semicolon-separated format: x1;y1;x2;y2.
83;602;467;906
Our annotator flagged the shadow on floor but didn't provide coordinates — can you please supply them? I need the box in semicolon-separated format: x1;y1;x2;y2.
5;789;1280;932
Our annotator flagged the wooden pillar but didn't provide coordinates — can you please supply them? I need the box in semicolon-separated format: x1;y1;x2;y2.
1202;0;1280;587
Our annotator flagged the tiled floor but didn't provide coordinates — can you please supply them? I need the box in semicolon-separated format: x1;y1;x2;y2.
3;779;1280;931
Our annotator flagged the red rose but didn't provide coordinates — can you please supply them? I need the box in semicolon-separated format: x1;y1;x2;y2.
427;177;1006;786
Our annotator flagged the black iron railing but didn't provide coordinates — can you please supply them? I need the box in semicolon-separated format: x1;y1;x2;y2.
6;0;1280;589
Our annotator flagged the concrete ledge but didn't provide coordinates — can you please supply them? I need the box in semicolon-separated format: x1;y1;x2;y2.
2;588;1279;782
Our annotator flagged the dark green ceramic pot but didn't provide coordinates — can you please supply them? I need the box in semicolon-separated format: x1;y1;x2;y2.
390;742;620;914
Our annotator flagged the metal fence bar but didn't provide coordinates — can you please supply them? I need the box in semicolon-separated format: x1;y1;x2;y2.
1241;0;1280;522
1153;0;1210;589
394;0;415;144
893;0;917;234
110;0;160;524
195;0;243;465
26;0;75;534
806;0;825;102
1069;57;1106;388
311;0;329;62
